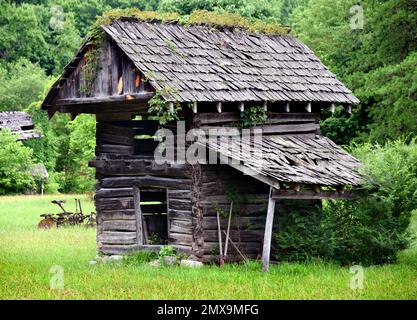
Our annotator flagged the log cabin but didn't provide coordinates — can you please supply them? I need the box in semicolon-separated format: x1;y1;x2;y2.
0;111;42;140
41;17;361;271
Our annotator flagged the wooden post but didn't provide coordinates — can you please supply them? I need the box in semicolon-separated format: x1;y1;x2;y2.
168;102;174;114
192;101;198;114
262;187;276;272
224;201;233;258
329;103;335;113
285;102;290;113
216;209;224;266
346;105;352;114
305;102;312;113
133;186;144;246
238;102;244;112
216;102;222;113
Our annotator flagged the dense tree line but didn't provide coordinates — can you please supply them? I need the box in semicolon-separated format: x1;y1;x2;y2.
0;0;415;193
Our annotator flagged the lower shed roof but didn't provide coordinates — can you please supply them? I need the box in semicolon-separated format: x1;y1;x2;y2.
204;134;362;187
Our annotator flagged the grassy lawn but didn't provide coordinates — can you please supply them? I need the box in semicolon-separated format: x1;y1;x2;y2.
0;194;416;300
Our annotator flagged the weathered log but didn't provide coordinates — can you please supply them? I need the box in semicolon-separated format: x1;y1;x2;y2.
169;232;193;246
95;188;166;201
167;190;192;200
202;203;267;216
100;209;136;220
97;133;133;146
168;199;192;211
95;144;133;155
202;216;265;230
99;244;138;254
96;122;134;137
168;209;193;220
271;189;358;200
98;231;137;245
169;219;193;234
100;176;192;188
90;159;191;178
102;219;136;231
203;241;261;254
203;230;263;242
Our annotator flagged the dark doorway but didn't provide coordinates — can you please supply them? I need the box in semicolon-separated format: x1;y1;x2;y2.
139;188;168;245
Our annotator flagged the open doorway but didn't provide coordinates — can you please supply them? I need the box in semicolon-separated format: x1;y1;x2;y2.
137;187;168;245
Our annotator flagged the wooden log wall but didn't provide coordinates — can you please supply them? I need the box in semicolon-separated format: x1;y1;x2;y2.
199;165;270;262
91;113;194;255
193;110;321;136
191;107;323;263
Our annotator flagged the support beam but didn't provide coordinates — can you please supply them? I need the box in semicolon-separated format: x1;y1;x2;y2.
228;163;281;190
263;101;268;112
133;186;144;245
329;103;335;114
216;102;222;113
346;105;352;114
262;187;276;272
305;102;312;113
168;102;174;114
56;92;154;106
284;102;290;113
192;101;198;114
271;189;358;200
238;102;245;112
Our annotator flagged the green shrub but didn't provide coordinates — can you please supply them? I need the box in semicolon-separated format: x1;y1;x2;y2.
240;105;267;127
159;245;175;257
0;129;36;194
44;172;61;194
123;251;158;265
273;201;336;263
62;114;96;193
273;139;417;265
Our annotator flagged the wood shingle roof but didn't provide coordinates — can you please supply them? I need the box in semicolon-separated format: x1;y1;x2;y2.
0;111;42;140
102;20;359;104
204;134;362;187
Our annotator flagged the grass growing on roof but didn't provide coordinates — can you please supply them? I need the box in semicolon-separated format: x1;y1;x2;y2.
0;195;417;299
89;8;289;39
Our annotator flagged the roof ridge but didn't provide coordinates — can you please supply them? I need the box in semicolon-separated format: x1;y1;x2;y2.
92;9;290;38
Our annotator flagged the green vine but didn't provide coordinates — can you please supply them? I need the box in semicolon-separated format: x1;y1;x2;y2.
239;105;267;127
80;34;104;95
148;90;182;125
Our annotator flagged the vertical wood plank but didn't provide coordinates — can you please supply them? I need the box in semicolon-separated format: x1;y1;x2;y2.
262;187;276;272
216;209;224;266
133;186;143;245
166;189;170;241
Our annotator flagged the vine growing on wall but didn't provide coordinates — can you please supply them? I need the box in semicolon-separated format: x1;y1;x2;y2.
80;33;104;95
148;90;181;125
240;105;267;127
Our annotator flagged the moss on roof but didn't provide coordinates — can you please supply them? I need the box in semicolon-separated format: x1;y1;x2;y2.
89;8;289;40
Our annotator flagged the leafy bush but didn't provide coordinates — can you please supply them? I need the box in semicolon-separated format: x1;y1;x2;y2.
0;130;35;194
240;106;267;127
273;139;417;265
43;172;61;195
273;201;335;263
61;115;96;193
159;245;175;257
123;251;158;265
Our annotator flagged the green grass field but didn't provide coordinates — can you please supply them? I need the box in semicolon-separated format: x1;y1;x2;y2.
0;195;416;300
